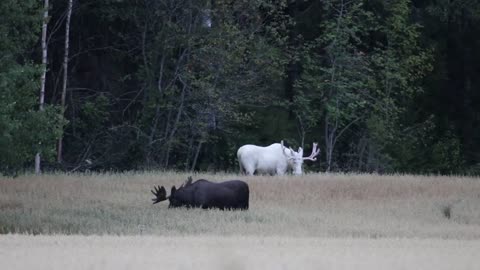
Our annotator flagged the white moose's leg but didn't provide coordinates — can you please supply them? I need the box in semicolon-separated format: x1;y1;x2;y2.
238;161;245;174
276;162;289;175
276;167;286;175
244;164;255;176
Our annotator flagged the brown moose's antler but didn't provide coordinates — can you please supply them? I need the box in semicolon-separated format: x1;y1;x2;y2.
151;185;167;204
303;142;320;161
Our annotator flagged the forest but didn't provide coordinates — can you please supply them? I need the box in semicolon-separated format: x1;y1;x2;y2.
1;0;479;175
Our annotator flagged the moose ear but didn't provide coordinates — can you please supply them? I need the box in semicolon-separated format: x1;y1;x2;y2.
298;147;303;155
186;176;193;186
171;186;176;194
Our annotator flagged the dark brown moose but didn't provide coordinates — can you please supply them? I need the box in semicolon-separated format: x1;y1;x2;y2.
151;177;249;210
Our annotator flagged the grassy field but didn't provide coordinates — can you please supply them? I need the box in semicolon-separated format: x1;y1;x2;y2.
1;172;479;238
1;172;480;269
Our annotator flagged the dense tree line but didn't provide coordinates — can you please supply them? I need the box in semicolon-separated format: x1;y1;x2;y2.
1;0;479;175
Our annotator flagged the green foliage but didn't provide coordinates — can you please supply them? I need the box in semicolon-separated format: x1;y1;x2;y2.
361;0;434;173
289;0;440;173
0;0;66;175
77;95;110;137
94;0;288;169
0;0;42;56
430;133;463;174
1;0;479;175
0;66;41;173
294;0;381;170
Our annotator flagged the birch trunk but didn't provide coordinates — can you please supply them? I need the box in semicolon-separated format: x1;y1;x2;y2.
57;0;73;163
35;0;49;174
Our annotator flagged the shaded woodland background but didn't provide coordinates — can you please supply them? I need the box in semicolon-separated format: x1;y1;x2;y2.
1;0;480;175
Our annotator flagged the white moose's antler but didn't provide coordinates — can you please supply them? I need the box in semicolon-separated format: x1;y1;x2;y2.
280;140;288;156
281;140;295;157
303;142;320;161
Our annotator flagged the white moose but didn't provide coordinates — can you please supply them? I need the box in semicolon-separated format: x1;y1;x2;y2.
237;140;320;175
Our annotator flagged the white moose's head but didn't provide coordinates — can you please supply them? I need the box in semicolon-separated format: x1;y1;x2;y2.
281;140;320;175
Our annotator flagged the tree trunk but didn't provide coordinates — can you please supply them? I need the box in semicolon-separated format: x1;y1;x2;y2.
357;134;367;171
324;114;336;172
324;110;360;172
185;134;194;170
36;0;49;174
285;1;300;104
57;0;73;163
190;139;203;172
163;83;187;168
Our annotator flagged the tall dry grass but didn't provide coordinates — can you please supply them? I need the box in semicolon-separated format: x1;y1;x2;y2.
1;172;479;238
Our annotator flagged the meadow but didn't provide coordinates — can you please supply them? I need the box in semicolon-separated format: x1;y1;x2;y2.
1;172;480;237
1;172;480;269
